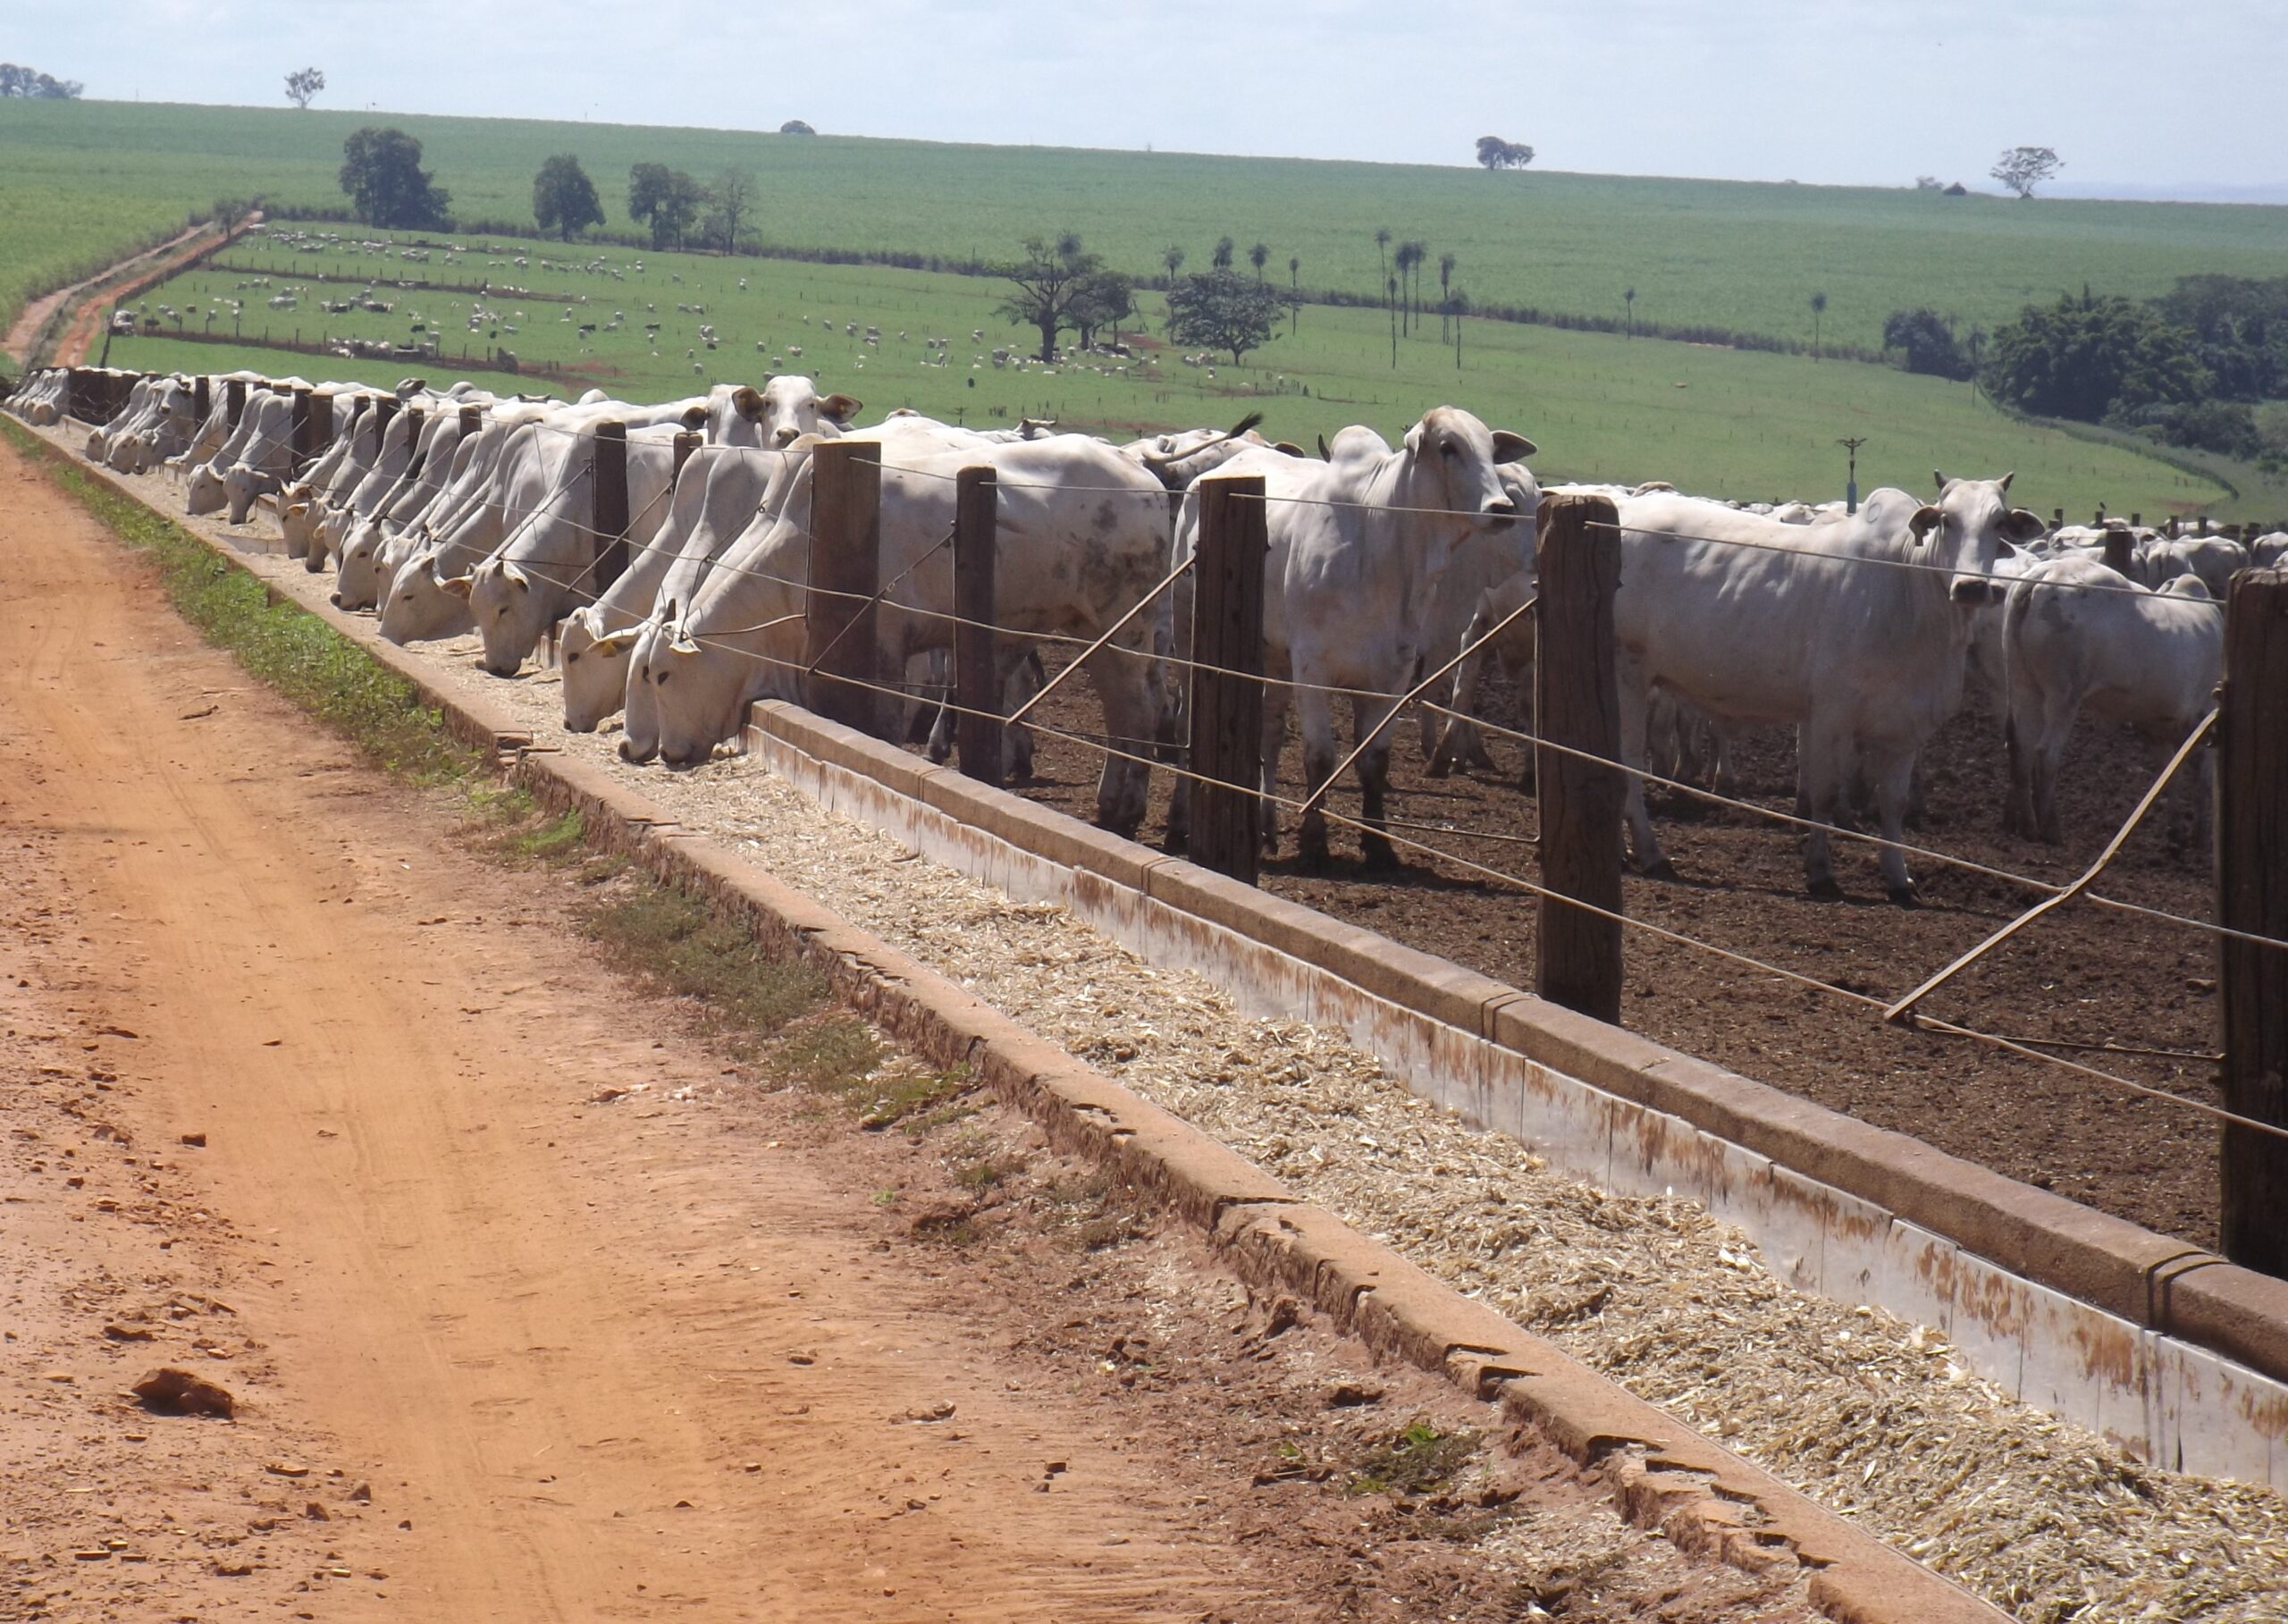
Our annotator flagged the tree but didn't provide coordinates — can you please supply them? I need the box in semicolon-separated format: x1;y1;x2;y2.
1070;270;1135;350
1810;290;1828;360
283;67;324;109
1881;307;1971;379
1437;252;1456;339
996;234;1104;363
779;119;816;135
1914;174;1942;192
339;127;450;230
1212;235;1235;271
1623;285;1636;338
1395;241;1424;335
1373;226;1391;300
1991;146;2063;199
1474;137;1533;170
1249;242;1270;282
1981;290;2208;421
0;63;83;98
628;164;703;249
533;154;603;241
1161;244;1185;284
1165;269;1285;366
706;169;757;253
1288;254;1300;334
212;197;255;232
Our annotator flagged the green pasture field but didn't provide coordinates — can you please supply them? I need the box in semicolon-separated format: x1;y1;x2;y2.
7;97;2286;358
102;224;2232;519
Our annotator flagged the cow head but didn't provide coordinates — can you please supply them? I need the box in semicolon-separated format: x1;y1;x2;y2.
1125;413;1268;490
1920;472;2046;606
729;376;862;449
1402;406;1535;530
377;553;475;645
559;605;646;733
467;557;547;677
185;463;229;517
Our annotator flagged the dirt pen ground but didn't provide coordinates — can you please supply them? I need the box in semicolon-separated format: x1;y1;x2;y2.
0;443;1829;1620
1005;652;2227;1248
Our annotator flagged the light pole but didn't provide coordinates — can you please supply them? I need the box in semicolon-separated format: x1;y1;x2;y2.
1838;436;1868;514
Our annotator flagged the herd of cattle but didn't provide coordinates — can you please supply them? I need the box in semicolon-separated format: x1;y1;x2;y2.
10;364;2281;903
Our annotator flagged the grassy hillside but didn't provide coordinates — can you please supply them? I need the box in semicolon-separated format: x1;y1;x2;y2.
104;225;2232;518
7;97;2286;356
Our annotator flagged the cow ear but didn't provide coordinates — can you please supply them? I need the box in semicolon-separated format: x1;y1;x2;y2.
820;392;862;424
732;384;764;418
591;629;639;657
1272;442;1307;458
1316;433;1331;459
669;635;702;657
1908;504;1943;544
2002;507;2047;543
1997;470;2015;493
1491;430;1538;463
440;575;475;600
1933;470;1949;492
680;404;710;430
502;561;531;591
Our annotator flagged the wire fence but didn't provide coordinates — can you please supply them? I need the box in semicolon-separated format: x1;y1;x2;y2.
21;369;2284;1154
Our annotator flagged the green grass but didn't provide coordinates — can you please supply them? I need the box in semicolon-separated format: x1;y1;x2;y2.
104;223;2237;518
6;97;2286;358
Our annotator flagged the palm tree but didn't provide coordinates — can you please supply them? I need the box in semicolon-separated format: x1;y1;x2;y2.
1393;242;1420;336
1249;242;1269;282
1374;227;1391;307
1162;244;1184;285
1388;274;1399;366
1811;290;1828;360
1288;254;1300;334
1212;235;1235;271
1403;240;1428;333
1437;252;1456;340
1623;286;1636;338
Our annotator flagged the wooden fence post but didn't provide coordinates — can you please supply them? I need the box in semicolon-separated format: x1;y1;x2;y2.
2102;527;2134;577
371;391;397;455
954;466;1004;787
590;420;630;591
289;386;313;475
193;374;211;426
2219;567;2288;1278
226;377;247;430
1187;474;1268;884
671;428;700;488
458;402;483;441
804;439;884;733
1535;492;1625;1025
308;391;333;473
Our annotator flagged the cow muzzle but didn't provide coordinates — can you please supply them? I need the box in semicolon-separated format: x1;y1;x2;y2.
1950;576;2001;606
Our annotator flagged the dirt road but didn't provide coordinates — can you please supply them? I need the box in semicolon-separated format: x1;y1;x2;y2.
0;438;1808;1620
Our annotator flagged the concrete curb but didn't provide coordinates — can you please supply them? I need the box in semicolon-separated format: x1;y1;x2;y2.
743;699;2288;1394
11;417;2006;1623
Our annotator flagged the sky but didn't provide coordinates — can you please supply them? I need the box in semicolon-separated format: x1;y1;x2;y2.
10;0;2288;197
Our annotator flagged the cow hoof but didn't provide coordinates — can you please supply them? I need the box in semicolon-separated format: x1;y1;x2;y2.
1807;877;1845;902
1887;883;1922;909
1640;857;1679;884
1425;757;1453;780
1297;838;1332;873
1360;839;1401;873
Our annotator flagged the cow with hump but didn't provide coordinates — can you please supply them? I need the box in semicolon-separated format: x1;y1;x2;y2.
1611;471;2044;903
623;430;1173;836
1168;406;1535;871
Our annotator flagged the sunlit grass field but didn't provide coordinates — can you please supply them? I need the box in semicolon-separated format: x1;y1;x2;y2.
105;223;2232;518
8;97;2285;356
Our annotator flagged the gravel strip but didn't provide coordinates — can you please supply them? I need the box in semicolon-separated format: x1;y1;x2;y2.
75;449;2288;1621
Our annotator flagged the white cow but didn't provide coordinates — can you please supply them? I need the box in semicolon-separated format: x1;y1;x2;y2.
185;383;305;522
708;376;861;448
1612;473;2043;901
626;435;1173;833
2002;554;2222;848
1169;408;1534;867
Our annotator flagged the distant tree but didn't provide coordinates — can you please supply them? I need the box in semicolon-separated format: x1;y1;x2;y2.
1165;269;1286;366
1212;235;1235;271
1249;242;1269;282
211;197;256;232
996;234;1104;363
1474;136;1533;170
1396;240;1425;335
283;67;324;110
1070;269;1135;350
1810;290;1828;359
1914;174;1943;192
1161;244;1185;283
533;154;603;241
1437;251;1456;338
1991;146;2063;199
1982;290;2207;420
1623;285;1636;337
0;63;83;98
1373;226;1391;301
339;126;450;230
1288;254;1300;333
1881;307;1971;379
628;164;705;249
706;169;758;253
779;119;816;135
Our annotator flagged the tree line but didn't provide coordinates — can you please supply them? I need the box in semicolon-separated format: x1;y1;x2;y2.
0;63;83;98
